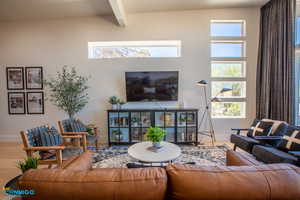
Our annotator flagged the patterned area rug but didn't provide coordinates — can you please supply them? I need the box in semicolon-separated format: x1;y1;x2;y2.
92;145;230;168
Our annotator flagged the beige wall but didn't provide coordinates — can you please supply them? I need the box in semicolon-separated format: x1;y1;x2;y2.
0;8;260;143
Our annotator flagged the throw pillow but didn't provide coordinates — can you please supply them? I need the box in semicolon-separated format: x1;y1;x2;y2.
277;126;300;151
247;120;273;137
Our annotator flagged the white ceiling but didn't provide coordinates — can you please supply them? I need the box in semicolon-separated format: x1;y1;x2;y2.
124;0;270;13
0;0;113;21
0;0;269;21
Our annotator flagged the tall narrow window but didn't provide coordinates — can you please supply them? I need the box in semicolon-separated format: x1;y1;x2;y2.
210;20;247;118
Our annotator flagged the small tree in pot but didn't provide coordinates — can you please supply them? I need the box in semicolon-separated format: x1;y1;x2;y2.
44;66;89;119
146;126;166;148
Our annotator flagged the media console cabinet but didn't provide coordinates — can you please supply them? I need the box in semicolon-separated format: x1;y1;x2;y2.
107;108;198;145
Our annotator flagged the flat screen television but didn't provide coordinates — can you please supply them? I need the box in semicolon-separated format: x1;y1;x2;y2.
125;71;179;102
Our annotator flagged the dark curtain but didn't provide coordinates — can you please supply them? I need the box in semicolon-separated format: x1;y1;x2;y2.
256;0;295;123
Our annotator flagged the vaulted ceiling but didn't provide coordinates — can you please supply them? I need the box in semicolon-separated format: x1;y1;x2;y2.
0;0;269;22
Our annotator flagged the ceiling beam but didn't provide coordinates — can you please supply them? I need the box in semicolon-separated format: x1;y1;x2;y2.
108;0;127;27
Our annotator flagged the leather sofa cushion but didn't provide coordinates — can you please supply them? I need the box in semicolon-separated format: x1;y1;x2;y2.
166;164;300;200
18;167;167;200
226;150;261;166
62;151;93;170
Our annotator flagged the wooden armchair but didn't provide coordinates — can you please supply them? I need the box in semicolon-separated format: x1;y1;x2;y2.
20;125;86;168
58;119;99;152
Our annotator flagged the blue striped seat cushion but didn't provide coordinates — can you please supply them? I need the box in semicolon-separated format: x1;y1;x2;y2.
62;119;87;132
26;126;49;147
40;127;63;146
26;126;62;147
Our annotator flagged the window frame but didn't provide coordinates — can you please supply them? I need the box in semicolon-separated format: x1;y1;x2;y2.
211;40;246;58
211;101;246;119
211;61;246;78
88;40;182;59
210;20;247;119
211;81;247;98
210;20;246;38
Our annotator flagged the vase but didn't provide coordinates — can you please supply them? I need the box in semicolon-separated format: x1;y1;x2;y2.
152;142;161;149
112;104;118;110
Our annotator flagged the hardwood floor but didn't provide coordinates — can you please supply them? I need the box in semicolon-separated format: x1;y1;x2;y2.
0;142;25;199
0;141;232;199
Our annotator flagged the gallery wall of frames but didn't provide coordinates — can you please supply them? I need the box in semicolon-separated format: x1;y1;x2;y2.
6;66;44;115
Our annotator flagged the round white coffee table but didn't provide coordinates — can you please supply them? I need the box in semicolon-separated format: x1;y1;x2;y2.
128;141;181;163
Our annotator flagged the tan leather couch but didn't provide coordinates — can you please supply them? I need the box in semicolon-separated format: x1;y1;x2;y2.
18;150;300;200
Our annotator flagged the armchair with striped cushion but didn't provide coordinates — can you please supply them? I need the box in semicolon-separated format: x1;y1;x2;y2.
58;119;99;152
20;125;86;168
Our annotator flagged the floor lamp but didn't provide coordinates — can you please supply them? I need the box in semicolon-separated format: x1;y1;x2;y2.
197;80;232;146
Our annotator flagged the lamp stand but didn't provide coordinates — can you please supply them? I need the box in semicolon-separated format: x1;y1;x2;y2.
198;86;216;146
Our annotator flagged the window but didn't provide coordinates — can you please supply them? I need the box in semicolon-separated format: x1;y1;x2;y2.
211;61;245;77
211;81;246;98
210;20;247;118
211;41;245;58
88;40;181;59
211;20;245;37
211;102;246;118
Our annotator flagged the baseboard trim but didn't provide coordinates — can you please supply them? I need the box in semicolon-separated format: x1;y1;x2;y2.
0;133;20;142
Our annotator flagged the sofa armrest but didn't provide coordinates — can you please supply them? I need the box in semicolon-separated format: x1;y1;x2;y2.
24;146;65;151
231;128;250;135
254;136;282;140
61;135;82;139
62;151;93;171
63;132;88;135
226;150;261;166
288;151;300;158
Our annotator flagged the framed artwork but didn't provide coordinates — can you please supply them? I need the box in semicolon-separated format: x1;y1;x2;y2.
25;67;43;90
8;92;26;115
26;92;44;114
6;67;24;90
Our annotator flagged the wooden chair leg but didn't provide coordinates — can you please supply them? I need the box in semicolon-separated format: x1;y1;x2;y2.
82;135;87;152
233;144;237;151
95;139;99;152
56;150;63;168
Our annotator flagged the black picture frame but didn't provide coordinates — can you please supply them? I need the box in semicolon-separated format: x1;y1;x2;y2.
6;67;24;90
8;92;26;115
26;92;44;115
25;67;43;90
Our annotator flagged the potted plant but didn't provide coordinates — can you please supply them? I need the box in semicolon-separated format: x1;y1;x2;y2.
112;129;123;141
44;66;89;119
109;96;119;110
146;126;166;149
132;118;139;127
17;157;39;173
118;99;126;109
179;115;187;126
86;124;96;135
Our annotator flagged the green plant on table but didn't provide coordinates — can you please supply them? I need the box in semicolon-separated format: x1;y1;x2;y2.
17;157;39;173
108;96;119;105
146;126;166;142
86;124;96;135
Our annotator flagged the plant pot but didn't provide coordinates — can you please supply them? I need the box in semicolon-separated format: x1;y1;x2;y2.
112;104;118;110
152;142;161;149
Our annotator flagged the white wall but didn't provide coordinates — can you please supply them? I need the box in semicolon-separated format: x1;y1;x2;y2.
0;8;260;143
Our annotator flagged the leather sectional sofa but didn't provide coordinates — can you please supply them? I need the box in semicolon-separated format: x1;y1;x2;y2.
18;150;300;200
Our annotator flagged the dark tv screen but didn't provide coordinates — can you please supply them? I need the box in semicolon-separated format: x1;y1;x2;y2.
125;71;179;102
